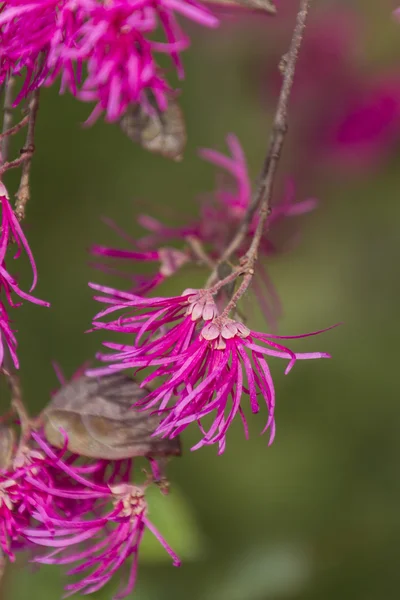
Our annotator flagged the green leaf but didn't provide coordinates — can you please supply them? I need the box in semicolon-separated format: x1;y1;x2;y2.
140;484;207;564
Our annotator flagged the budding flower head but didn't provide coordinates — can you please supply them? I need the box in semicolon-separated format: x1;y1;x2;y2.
89;282;333;453
88;285;219;375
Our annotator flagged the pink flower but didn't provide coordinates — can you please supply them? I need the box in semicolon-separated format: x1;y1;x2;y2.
260;6;400;175
88;286;218;373
91;217;189;295
0;419;179;597
136;134;316;327
88;285;332;453
320;73;400;172
0;299;17;368
0;183;49;368
0;0;219;121
28;432;180;598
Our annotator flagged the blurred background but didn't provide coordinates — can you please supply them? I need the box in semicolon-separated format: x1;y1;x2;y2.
3;0;400;598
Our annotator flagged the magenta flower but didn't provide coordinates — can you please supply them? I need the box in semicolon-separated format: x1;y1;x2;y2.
259;6;400;176
151;318;331;454
0;0;82;104
88;285;331;453
0;182;50;369
27;433;180;598
0;183;49;368
0;423;179;597
320;73;400;172
0;299;17;368
91;218;189;295
88;286;218;374
0;0;219;121
135;134;316;327
0;439;77;561
88;134;315;328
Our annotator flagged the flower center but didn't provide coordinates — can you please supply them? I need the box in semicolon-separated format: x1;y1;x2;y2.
111;484;147;519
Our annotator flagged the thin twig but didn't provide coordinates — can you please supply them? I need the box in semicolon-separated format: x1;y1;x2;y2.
0;152;34;177
0;77;15;165
244;0;311;263
0;115;29;143
1;366;30;440
208;0;312;309
15;88;41;220
186;235;215;270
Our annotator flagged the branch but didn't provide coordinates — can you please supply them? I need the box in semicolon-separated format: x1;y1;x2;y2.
15;88;41;220
0;77;15;165
186;235;215;270
0;115;29;143
207;0;312;298
244;0;311;265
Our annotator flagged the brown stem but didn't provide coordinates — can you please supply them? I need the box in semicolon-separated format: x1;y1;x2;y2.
1;77;15;165
209;263;244;295
15;88;40;220
186;236;215;270
0;115;29;143
220;271;253;317
208;0;312;309
0;151;34;177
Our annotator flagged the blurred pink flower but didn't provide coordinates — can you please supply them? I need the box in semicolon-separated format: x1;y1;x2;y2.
0;0;218;121
260;5;400;175
136;134;316;326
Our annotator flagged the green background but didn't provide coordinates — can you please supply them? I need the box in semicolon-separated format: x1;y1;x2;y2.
2;0;400;598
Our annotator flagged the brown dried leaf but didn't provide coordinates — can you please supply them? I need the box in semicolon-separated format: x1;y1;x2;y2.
43;374;181;460
0;425;15;470
120;94;186;161
200;0;276;13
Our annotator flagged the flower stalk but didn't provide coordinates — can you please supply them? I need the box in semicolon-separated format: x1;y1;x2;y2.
206;0;313;315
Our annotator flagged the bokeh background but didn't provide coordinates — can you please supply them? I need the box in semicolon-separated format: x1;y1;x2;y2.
2;0;400;598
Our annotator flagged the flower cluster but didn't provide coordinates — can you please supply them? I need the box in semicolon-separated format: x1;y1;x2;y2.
0;182;49;369
92;134;317;327
0;427;177;598
89;286;331;454
0;0;219;122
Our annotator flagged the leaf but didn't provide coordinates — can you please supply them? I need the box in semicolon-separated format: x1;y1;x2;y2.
140;484;207;563
200;0;276;14
120;94;186;161
43;373;181;460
